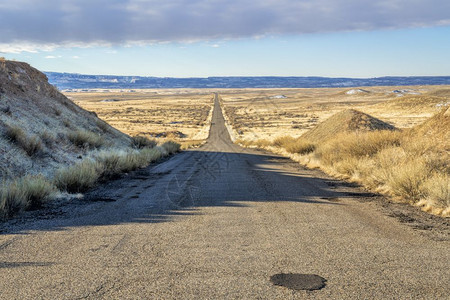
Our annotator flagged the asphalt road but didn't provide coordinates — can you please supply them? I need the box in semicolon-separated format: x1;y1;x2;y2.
0;94;449;299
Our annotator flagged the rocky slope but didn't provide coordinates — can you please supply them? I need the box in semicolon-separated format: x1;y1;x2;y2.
0;59;131;180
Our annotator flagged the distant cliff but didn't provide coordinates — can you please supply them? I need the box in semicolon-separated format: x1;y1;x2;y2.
45;72;450;90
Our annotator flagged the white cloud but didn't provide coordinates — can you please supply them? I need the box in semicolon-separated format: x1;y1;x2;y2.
0;0;449;53
0;41;111;54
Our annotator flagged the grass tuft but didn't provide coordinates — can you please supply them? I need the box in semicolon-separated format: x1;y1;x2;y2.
68;130;105;149
96;119;110;132
54;160;101;193
283;139;316;154
386;159;429;203
40;130;55;147
161;140;181;154
19;175;57;209
5;125;43;156
423;173;450;210
0;180;27;218
272;136;296;148
0;175;56;218
271;136;316;154
131;136;157;149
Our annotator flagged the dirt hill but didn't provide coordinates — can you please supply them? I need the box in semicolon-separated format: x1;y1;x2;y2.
409;107;450;150
0;59;131;180
302;109;396;142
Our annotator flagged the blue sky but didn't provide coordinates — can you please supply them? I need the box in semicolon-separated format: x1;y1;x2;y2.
1;0;449;77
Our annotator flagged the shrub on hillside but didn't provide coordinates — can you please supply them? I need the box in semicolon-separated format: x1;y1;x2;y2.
0;180;27;218
162;141;181;154
19;175;57;209
96;151;124;179
54;159;101;193
40;130;55;147
68;130;105;149
5;125;43;156
140;147;163;163
96;119;110;133
0;175;56;218
131;136;157;149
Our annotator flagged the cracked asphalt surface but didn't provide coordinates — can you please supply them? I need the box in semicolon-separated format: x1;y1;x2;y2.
0;94;449;299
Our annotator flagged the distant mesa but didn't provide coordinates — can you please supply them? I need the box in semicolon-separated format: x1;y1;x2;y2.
302;109;396;142
45;71;450;89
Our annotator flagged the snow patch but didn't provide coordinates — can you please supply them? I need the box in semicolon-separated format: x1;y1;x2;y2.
436;102;450;108
392;89;420;97
346;89;369;95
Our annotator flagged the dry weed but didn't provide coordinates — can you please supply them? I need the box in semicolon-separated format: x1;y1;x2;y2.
68;130;105;149
54;159;101;193
162;141;181;154
131;136;157;149
0;175;56;217
5;125;43;156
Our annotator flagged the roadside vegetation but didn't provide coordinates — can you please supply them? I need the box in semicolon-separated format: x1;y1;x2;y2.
0;60;185;220
67;129;105;149
5;125;43;156
237;108;449;217
1;137;181;219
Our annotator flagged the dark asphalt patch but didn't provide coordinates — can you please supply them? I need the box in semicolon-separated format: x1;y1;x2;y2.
270;273;326;291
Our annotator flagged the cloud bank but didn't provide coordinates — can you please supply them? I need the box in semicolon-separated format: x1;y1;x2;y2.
1;0;449;52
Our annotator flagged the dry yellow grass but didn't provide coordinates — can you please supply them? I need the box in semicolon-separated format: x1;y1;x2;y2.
220;85;449;141
66;90;214;144
1;175;57;217
231;92;450;217
272;136;316;154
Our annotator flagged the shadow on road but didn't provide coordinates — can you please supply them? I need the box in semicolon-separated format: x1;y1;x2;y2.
1;148;373;235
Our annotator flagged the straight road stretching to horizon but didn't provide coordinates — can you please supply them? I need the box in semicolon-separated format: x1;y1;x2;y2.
0;94;448;299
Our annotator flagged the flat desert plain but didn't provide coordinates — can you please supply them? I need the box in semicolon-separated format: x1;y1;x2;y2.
67;85;449;143
217;85;450;141
65;89;215;147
